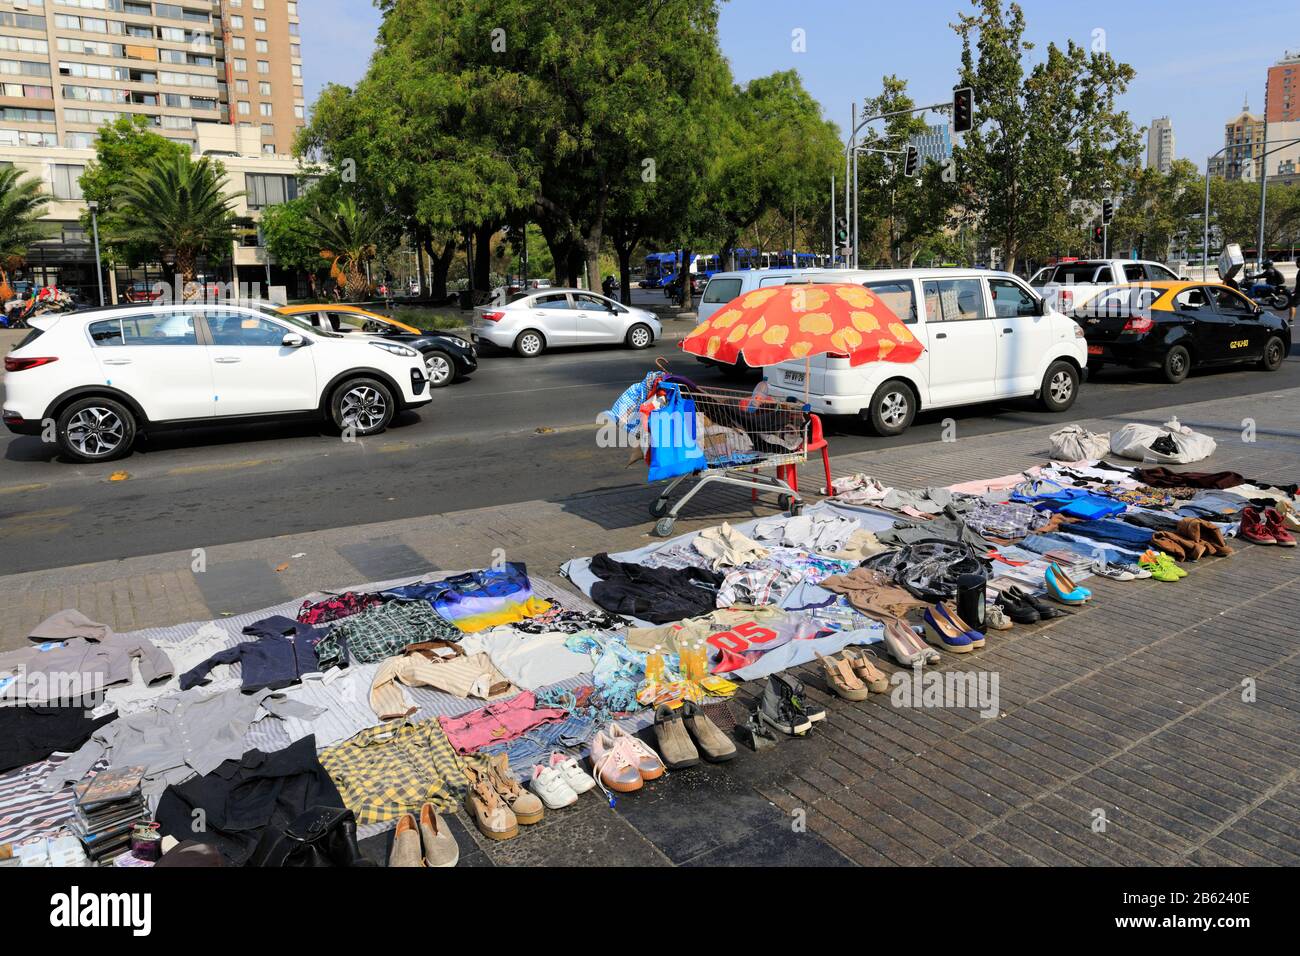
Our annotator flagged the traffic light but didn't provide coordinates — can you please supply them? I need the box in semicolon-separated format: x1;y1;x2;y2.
952;86;974;134
903;144;920;177
1101;198;1114;225
835;217;849;246
1093;225;1104;244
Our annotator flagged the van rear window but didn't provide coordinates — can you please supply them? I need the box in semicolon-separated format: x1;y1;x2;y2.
702;277;741;304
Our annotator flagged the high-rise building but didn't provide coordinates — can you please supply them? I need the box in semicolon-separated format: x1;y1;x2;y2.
1207;101;1265;181
1265;51;1299;123
0;0;303;155
0;1;308;299
908;122;952;166
1146;116;1175;174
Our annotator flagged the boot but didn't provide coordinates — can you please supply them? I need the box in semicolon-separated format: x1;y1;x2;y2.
759;676;812;736
1264;507;1296;547
1239;506;1277;545
779;671;826;723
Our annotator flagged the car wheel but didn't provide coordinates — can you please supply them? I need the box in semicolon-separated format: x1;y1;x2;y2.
625;323;653;350
862;380;915;437
424;350;455;388
1161;344;1191;384
330;377;395;436
514;329;545;357
1039;360;1079;412
1259;335;1286;372
57;396;136;463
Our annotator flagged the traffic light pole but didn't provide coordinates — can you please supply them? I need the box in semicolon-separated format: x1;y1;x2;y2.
842;91;970;271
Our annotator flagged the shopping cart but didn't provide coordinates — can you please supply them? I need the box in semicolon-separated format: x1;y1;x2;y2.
645;383;810;536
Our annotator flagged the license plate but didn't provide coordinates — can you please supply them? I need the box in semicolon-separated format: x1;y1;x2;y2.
1087;345;1103;356
784;370;806;384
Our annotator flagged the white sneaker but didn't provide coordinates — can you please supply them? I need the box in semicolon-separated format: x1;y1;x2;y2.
548;751;597;795
529;764;579;809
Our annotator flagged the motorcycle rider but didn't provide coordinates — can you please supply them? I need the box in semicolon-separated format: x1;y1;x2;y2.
1258;259;1285;292
602;273;618;301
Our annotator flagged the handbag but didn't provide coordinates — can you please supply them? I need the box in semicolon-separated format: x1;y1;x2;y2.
247;805;374;868
646;383;707;481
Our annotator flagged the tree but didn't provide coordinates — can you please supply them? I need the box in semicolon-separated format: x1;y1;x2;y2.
0;165;51;301
79;115;189;268
112;152;246;291
951;0;1140;271
701;71;842;269
308;196;383;300
1108;158;1203;262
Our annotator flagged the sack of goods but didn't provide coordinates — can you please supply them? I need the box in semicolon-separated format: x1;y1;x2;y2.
1110;417;1217;464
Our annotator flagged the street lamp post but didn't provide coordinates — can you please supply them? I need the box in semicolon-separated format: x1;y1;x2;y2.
87;200;104;307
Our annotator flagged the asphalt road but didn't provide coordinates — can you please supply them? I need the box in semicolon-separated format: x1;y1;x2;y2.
2;328;1298;573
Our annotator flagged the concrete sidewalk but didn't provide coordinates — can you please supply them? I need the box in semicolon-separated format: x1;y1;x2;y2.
2;387;1297;866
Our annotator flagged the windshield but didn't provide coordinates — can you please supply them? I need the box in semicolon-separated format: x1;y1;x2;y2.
265;305;340;337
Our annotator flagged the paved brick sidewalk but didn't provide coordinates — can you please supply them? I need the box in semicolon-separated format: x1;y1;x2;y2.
2;387;1297;866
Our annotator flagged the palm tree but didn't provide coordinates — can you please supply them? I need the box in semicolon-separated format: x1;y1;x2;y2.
309;196;380;300
0;166;52;301
112;152;245;293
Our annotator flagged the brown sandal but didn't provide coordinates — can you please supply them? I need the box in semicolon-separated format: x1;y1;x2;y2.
841;646;890;693
464;765;518;841
817;652;869;701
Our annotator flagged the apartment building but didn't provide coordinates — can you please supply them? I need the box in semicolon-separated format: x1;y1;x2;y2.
1146;116;1175;175
1208;102;1265;182
1266;52;1299;123
0;0;302;154
0;0;307;299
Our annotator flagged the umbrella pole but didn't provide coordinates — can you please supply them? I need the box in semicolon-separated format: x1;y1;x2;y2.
804;355;810;404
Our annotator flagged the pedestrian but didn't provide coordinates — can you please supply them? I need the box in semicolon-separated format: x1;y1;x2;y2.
1291;271;1299;324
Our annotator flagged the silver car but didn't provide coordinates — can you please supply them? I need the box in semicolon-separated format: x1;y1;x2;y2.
471;288;662;357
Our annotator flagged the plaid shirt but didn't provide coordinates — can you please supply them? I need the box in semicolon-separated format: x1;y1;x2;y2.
962;501;1048;540
318;718;477;825
316;601;461;670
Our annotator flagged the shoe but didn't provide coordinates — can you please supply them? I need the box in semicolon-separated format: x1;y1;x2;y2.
1045;564;1089;605
736;705;779;751
984;603;1013;630
882;619;941;666
1007;585;1068;619
529;764;580;809
485;753;544;825
817;652;870;701
389;812;423;867
590;730;644;796
464;765;519;841
1049;563;1091;599
681;700;737;762
1139;550;1180;582
1238;506;1276;545
1091;558;1135;581
1124;562;1152;579
841;646;891;691
923;605;974;653
758;675;813;736
937;602;985;649
1264;507;1296;547
608;723;667;780
653;704;700;769
547;752;597;795
779;672;826;722
995;591;1040;625
417;803;459;867
1157;552;1187;579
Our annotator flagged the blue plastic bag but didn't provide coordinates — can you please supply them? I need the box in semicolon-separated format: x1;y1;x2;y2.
647;383;707;481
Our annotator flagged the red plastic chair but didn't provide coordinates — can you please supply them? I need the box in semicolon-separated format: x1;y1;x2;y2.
759;414;834;501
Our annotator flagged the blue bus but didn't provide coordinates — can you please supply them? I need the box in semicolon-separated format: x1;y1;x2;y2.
643;249;830;286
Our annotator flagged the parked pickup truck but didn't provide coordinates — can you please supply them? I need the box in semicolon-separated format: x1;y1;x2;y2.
1030;258;1185;313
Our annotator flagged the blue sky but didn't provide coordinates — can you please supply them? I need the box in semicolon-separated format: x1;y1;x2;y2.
300;0;1284;170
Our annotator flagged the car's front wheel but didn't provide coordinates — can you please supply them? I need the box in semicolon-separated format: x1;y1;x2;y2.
330;377;395;436
424;349;456;388
625;323;653;350
1039;360;1080;412
57;396;136;463
1259;335;1286;372
514;329;545;357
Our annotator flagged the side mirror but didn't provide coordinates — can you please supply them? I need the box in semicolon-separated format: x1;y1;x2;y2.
282;332;307;348
1034;297;1047;316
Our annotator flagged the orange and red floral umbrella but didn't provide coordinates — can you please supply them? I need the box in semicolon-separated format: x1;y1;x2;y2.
681;283;923;368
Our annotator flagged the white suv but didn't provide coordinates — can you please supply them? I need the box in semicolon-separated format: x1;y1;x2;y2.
3;303;431;462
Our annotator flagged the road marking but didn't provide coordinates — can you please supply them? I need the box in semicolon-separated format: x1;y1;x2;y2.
0;482;47;496
166;458;269;476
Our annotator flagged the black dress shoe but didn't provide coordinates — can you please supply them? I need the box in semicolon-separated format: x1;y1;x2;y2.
1008;585;1070;619
996;591;1040;624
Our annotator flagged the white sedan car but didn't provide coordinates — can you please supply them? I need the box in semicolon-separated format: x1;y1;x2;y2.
471;288;662;357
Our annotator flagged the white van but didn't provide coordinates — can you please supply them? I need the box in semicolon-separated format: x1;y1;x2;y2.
762;269;1089;436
